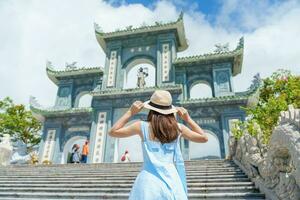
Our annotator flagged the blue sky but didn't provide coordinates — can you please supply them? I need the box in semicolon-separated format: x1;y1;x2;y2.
108;0;221;17
106;0;284;32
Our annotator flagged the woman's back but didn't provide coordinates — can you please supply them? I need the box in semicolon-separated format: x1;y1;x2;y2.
128;121;187;200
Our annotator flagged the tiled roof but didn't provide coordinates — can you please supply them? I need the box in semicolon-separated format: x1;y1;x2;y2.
94;12;188;52
174;37;244;76
46;61;103;85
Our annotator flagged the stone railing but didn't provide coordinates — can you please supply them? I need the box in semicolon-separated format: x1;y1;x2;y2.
229;105;300;200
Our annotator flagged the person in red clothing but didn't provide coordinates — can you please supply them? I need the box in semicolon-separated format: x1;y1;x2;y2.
81;140;89;163
121;150;131;162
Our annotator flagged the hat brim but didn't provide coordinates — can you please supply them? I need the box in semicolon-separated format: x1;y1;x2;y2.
143;100;178;115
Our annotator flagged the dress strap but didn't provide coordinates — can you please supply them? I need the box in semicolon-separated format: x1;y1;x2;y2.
141;121;149;141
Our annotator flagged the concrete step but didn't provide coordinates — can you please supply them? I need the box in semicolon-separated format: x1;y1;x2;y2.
0;177;253;184
0;191;266;199
0;170;244;176
0;182;255;188
0;165;240;172
0;174;249;181
0;160;265;199
0;186;260;193
0;171;246;178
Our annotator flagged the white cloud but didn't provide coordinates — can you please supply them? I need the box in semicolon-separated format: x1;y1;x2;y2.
0;0;299;108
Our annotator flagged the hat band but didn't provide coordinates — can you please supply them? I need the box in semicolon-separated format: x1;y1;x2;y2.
149;101;172;110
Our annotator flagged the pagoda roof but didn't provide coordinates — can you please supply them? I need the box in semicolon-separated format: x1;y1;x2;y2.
94;12;188;52
46;61;103;85
29;96;92;118
174;37;244;76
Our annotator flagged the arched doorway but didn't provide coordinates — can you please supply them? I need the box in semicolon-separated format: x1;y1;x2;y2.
190;81;213;99
189;130;221;159
74;92;92;108
115;120;143;162
62;136;87;164
123;58;156;89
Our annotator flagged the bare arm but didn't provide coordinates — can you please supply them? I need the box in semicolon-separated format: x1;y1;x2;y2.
108;101;143;138
177;107;208;143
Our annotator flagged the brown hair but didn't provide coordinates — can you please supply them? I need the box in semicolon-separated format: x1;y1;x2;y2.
147;110;180;144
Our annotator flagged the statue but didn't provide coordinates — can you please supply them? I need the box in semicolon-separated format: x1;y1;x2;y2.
137;67;148;88
0;134;13;166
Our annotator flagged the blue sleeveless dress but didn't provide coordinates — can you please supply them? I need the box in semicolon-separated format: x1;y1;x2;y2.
129;121;188;200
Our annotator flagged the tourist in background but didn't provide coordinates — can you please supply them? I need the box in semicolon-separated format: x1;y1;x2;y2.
109;90;208;200
121;150;131;162
72;144;81;164
81;140;89;163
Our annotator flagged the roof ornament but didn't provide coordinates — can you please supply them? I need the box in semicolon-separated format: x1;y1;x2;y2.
29;96;42;109
155;21;163;25
236;37;244;50
46;60;53;69
126;25;133;31
94;22;103;33
177;11;184;22
65;62;77;71
249;73;262;90
214;43;229;54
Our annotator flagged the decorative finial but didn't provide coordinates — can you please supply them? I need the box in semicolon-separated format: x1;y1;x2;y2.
46;60;53;68
178;11;184;21
249;73;262;90
214;43;229;53
29;96;41;108
237;37;244;49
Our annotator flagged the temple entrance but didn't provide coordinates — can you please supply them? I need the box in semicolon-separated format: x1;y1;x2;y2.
189;130;221;159
62;136;87;164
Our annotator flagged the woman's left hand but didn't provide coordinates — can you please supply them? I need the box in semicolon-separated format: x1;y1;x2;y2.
128;101;144;116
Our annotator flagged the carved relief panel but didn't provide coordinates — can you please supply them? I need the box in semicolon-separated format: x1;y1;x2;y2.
41;129;56;162
107;51;118;87
92;112;107;163
162;43;170;82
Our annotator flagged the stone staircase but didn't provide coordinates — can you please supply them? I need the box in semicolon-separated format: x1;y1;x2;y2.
0;160;265;199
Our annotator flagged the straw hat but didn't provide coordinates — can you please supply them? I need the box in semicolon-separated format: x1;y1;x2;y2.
143;90;178;115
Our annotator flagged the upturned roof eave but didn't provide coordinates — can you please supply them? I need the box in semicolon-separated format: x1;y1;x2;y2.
46;65;103;85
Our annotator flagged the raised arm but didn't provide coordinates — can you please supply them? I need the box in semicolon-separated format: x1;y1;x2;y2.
176;107;208;143
108;101;143;138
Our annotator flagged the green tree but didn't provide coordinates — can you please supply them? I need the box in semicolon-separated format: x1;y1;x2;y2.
233;69;300;144
0;97;41;153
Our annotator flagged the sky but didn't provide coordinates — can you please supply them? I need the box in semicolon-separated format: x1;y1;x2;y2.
1;0;300;107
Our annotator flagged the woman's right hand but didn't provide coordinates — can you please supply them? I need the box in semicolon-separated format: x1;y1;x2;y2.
128;101;144;116
176;107;191;122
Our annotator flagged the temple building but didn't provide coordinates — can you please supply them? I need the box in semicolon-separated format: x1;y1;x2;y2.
30;13;260;164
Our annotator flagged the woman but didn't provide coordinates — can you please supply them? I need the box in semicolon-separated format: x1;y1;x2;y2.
71;144;81;164
109;90;208;200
